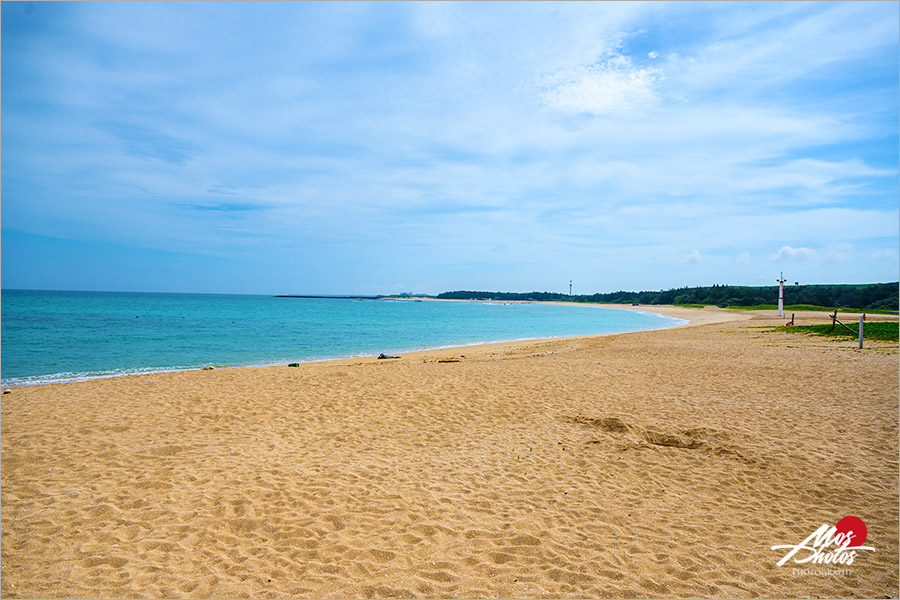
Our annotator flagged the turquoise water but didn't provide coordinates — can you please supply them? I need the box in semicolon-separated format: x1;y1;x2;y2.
1;290;683;386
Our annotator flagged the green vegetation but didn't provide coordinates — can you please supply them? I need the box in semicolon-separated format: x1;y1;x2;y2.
779;322;899;342
437;282;899;311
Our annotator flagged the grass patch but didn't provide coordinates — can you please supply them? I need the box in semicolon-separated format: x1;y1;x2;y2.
780;322;898;342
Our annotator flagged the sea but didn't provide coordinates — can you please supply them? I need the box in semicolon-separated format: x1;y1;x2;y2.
1;290;685;386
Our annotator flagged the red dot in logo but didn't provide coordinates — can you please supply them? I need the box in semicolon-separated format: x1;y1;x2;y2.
835;515;867;547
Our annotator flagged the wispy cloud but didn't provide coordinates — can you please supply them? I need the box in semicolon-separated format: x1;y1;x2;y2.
539;52;663;115
100;121;193;165
870;248;898;260
770;246;818;262
678;250;703;265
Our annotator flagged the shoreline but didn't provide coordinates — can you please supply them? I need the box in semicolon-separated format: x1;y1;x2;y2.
0;303;711;389
4;302;893;389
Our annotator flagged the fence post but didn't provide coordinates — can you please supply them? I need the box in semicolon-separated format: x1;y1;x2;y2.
858;315;864;349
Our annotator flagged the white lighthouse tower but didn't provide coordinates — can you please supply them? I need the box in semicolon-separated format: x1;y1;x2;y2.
777;272;786;317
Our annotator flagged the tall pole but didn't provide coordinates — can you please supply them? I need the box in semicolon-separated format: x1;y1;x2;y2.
569;280;573;296
777;272;785;317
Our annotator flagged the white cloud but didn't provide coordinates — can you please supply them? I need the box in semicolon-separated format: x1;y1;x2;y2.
737;252;752;264
770;245;817;262
678;249;703;265
539;53;663;115
870;248;898;260
648;51;659;59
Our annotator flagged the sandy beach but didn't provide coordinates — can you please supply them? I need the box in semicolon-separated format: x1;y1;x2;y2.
2;305;897;599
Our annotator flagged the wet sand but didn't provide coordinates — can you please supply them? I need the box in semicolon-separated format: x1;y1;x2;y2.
2;305;897;598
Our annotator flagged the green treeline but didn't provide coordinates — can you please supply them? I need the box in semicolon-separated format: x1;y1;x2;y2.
436;282;899;310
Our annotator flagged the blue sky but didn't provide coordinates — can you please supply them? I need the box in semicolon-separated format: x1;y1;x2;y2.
2;1;898;295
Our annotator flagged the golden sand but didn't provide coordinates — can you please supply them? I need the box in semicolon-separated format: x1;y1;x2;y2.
2;306;897;598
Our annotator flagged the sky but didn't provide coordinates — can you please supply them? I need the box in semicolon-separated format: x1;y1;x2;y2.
2;1;898;296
